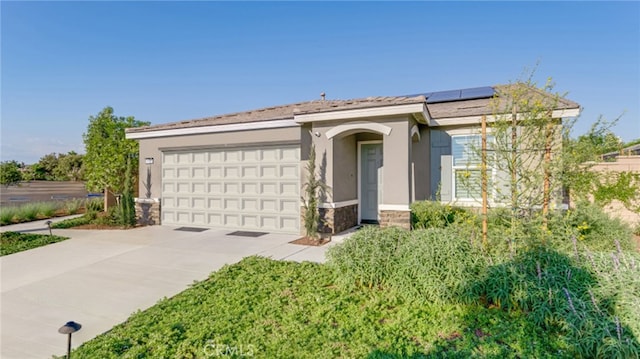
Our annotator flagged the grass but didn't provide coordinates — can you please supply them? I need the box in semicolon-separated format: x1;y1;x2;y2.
0;198;104;226
66;256;570;358
61;202;640;358
0;231;68;256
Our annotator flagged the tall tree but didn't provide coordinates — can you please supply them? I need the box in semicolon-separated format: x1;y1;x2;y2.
0;161;23;186
83;107;149;208
55;151;85;181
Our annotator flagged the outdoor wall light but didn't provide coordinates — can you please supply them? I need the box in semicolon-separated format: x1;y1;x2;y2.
45;220;53;236
58;321;82;359
145;157;154;165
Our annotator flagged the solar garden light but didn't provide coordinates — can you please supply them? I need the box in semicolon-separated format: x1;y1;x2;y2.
58;321;81;359
45;220;53;236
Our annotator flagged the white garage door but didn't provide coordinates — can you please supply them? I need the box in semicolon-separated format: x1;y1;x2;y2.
161;145;300;233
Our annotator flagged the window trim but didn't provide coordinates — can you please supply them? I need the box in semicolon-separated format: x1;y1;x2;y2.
450;132;498;203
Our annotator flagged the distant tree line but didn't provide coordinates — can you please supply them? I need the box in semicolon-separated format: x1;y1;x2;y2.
0;151;85;185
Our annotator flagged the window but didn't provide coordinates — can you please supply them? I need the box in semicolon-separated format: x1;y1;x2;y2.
451;135;494;201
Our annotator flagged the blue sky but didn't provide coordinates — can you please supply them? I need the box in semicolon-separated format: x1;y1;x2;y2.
2;1;639;164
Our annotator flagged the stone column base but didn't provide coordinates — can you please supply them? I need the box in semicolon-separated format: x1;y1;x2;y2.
301;204;358;235
135;198;161;225
379;210;411;230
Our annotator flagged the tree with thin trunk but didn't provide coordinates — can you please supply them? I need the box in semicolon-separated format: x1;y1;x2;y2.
83;107;149;210
301;143;330;242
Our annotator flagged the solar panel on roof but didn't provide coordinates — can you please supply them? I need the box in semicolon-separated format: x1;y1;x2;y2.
460;86;495;100
426;90;461;103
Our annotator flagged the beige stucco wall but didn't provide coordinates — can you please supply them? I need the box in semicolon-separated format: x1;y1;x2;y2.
136;126;301;200
310;115;413;207
413;123;430;201
590;156;640;226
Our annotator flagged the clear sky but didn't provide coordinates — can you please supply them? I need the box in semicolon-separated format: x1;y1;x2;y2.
2;1;639;164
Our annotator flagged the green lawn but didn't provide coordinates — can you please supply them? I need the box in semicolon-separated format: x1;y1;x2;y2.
68;256;569;358
0;231;68;256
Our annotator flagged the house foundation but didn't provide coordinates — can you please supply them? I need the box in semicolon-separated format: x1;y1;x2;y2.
135;198;161;226
379;210;411;230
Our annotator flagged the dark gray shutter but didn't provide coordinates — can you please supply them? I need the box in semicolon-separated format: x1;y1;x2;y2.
440;155;452;202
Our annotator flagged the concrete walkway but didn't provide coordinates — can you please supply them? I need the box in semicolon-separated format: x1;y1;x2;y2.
0;219;340;358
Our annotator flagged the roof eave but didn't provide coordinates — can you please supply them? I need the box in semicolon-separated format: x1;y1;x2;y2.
294;102;430;124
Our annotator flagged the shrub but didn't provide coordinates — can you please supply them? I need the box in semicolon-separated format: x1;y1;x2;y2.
64;199;84;215
328;226;487;303
1;231;68;256
0;206;17;225
15;203;40;221
471;245;640;357
327;226;410;289
549;202;633;252
86;197;104;212
51;212;95;229
38;201;58;218
410;201;470;229
392;228;487;304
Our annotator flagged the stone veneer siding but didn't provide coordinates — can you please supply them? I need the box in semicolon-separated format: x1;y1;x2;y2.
301;204;359;235
379;210;411;230
135;199;161;226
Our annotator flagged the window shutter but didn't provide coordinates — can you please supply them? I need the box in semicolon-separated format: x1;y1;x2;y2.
440;155;452;202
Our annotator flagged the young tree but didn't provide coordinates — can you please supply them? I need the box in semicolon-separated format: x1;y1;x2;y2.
487;78;567;220
0;161;23;186
301;143;330;241
83;107;149;209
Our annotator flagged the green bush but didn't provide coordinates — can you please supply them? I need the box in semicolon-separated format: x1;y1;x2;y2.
38;201;58;217
328;226;487;304
86;197;104;212
0;206;17;225
64;199;84;215
548;202;633;252
327;226;409;289
1;231;68;256
15;203;40;221
51;212;95;229
410;201;470;229
469;243;640;358
392;228;487;304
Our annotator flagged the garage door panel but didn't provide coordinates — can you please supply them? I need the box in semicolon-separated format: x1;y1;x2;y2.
177;183;189;192
280;165;298;178
208;182;222;194
192;152;207;163
192;198;206;209
163;168;176;179
192;182;206;193
261;199;276;212
261;166;277;178
280;200;298;213
242;199;258;211
242;166;258;178
192;167;206;178
162;145;300;233
281;148;299;161
261;149;278;161
224;167;239;178
192;212;206;224
280;182;298;196
176;168;189;178
260;183;278;195
242;183;258;195
243;149;259;162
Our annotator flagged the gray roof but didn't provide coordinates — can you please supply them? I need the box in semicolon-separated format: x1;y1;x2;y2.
427;84;580;119
126;84;580;134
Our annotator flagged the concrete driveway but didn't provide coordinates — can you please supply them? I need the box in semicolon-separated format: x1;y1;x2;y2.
1;220;334;358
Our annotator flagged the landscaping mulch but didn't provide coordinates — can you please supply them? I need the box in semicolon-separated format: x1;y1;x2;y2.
289;236;331;246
